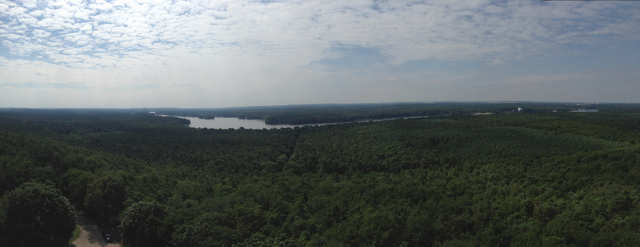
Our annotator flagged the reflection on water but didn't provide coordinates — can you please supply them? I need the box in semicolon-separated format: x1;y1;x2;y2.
570;109;599;113
154;113;428;130
179;116;296;129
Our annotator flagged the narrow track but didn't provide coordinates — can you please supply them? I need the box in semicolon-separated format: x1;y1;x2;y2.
70;215;121;247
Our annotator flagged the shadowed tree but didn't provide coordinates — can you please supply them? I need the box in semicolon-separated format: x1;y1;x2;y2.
121;201;170;247
84;174;127;226
4;182;76;247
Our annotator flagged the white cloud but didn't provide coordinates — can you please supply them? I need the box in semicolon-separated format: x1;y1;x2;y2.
31;29;50;38
0;0;639;107
2;0;638;66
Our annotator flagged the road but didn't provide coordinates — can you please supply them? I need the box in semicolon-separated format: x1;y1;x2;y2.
70;215;121;247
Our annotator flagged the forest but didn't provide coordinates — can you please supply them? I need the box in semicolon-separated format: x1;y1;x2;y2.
1;104;640;246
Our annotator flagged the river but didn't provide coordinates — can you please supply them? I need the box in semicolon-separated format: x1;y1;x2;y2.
153;113;427;130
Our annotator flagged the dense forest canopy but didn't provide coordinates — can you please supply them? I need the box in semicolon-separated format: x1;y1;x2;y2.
1;103;640;246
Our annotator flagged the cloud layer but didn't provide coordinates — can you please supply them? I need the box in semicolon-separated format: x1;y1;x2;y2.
1;0;639;107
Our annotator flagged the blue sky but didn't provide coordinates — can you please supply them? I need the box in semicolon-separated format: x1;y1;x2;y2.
0;0;639;107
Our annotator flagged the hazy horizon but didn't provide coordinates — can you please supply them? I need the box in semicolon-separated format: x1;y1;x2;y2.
0;100;634;110
1;0;639;108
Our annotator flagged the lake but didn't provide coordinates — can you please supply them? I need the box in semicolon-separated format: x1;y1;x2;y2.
177;116;297;129
155;113;427;129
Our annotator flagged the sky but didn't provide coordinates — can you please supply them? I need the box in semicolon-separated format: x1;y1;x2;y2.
1;0;639;108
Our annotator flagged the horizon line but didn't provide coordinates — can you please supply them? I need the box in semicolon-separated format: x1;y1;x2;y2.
0;100;637;110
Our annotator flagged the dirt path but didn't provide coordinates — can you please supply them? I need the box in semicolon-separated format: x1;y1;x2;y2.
70;215;121;247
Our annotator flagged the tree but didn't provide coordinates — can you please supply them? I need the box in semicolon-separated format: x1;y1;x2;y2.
4;182;76;247
121;201;170;247
61;168;94;205
84;175;127;226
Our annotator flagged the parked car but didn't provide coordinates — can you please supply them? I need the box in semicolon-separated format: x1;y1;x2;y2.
103;232;112;243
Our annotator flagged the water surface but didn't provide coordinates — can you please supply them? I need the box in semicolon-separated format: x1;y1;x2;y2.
179;116;296;129
155;113;428;129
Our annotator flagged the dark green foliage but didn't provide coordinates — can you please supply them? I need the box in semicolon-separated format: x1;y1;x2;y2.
61;168;94;205
84;174;127;226
2;106;640;246
121;201;171;247
0;196;6;243
3;182;75;247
